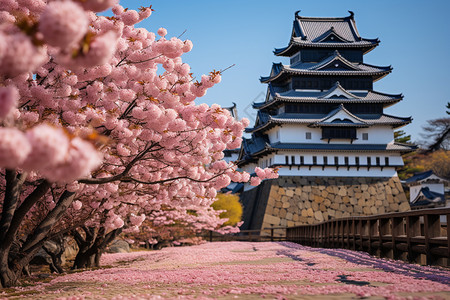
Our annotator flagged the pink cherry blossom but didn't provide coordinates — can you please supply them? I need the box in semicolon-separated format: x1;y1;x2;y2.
38;0;89;49
0;85;18;119
0;127;31;169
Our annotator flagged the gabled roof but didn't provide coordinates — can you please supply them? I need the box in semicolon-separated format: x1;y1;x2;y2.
410;187;445;207
320;81;361;99
274;11;379;56
260;52;392;83
252;83;403;110
405;170;449;184
246;110;411;134
309;104;368;127
237;134;271;164
310;51;361;71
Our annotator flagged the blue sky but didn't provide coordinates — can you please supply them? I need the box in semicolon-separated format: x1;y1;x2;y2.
119;0;450;143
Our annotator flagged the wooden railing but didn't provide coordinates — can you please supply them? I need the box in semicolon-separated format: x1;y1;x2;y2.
286;208;450;266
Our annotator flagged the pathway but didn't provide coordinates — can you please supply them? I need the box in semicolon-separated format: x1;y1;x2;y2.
1;241;449;299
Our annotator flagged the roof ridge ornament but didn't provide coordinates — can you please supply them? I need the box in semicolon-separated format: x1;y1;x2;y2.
348;11;355;19
295;10;301;18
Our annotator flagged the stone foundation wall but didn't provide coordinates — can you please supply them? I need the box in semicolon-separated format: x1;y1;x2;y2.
239;176;410;236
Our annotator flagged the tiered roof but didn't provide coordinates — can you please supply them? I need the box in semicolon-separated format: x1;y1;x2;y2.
261;51;392;83
274;11;379;56
238;11;416;167
254;82;403;110
246;109;412;134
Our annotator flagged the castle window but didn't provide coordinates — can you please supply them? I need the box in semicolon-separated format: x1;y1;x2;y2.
344;156;349;165
376;157;381;166
322;127;356;139
367;157;372;166
312;156;317;165
306;132;312;140
355;157;360;166
323;156;328;165
291;156;295;165
362;133;369;140
300;156;304;165
385;157;389;166
285;156;289;165
334;156;339;165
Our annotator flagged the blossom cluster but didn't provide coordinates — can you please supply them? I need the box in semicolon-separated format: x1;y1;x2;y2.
0;1;279;265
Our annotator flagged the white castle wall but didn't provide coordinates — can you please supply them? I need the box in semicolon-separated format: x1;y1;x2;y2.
275;124;394;144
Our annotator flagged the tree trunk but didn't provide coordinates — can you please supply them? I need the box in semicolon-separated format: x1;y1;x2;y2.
72;227;122;269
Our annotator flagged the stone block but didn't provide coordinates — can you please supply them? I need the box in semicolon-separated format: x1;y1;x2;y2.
361;184;368;191
314;195;324;203
319;203;327;211
307;217;314;225
301;209;308;217
350;197;358;205
399;202;410;212
293;214;299;222
392;188;399;195
275;201;282;208
328;209;335;217
370;206;378;215
342;196;350;203
324;199;331;207
303;185;311;192
338;188;347;196
299;216;308;223
286;212;293;220
314;211;324;222
280;209;287;218
307;208;314;217
282;201;290;209
273;208;280;215
264;214;281;225
389;203;399;211
375;200;383;206
321;190;329;198
331;203;339;210
286;189;294;197
363;206;371;215
311;201;319;211
368;186;377;195
397;192;407;202
387;194;394;203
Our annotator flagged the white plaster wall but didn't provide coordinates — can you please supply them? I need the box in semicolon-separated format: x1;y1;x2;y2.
276;124;394;144
275;166;398;177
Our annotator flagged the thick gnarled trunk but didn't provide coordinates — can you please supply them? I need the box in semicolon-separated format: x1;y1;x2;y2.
72;226;122;269
0;171;74;287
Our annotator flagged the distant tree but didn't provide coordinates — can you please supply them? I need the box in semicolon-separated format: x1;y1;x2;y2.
211;193;243;226
394;130;412;144
420;118;450;152
446;102;450;115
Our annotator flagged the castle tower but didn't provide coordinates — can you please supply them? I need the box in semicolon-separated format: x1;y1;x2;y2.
237;11;416;233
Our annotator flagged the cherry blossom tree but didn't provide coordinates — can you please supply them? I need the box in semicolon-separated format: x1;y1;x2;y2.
0;1;277;286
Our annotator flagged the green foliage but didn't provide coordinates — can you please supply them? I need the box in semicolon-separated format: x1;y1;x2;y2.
394;130;412;144
211;193;243;226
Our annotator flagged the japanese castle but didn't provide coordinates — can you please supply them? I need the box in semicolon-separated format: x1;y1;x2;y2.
238;11;415;180
236;11;416;231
